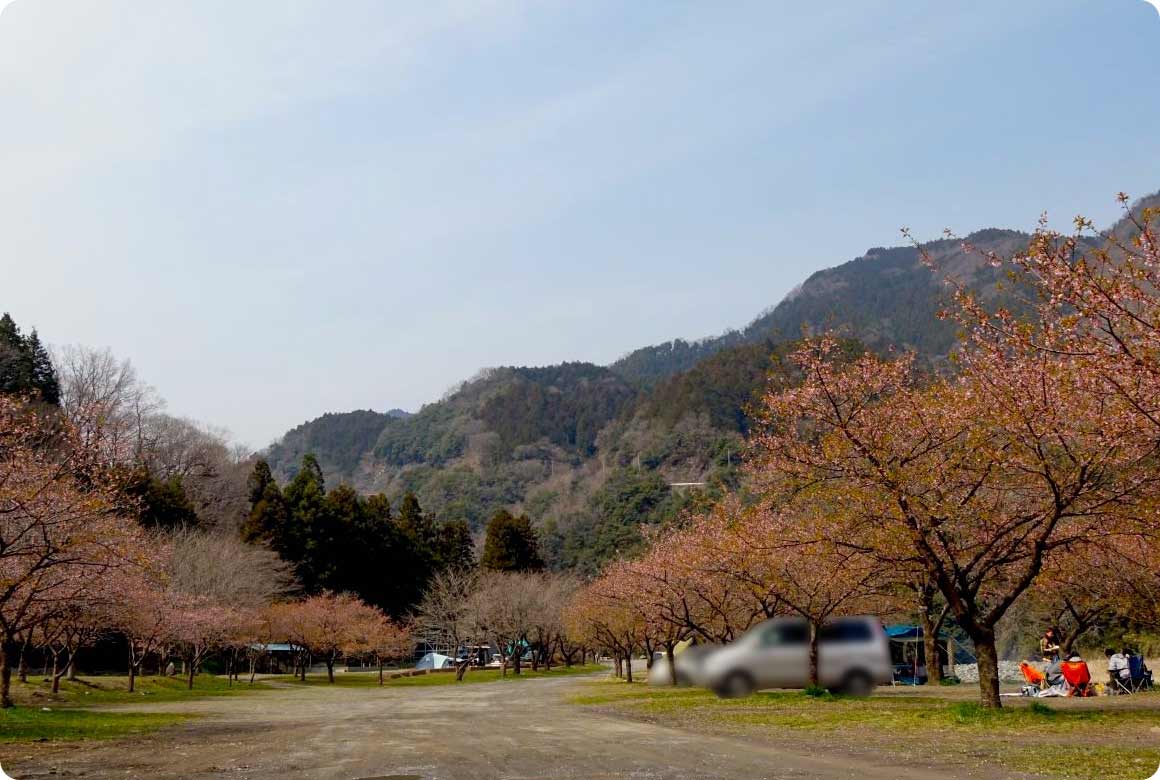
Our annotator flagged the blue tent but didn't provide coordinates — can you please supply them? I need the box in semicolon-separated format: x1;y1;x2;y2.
885;624;975;663
886;624;975;684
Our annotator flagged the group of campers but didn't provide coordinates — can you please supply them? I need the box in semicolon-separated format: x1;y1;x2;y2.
1019;628;1154;697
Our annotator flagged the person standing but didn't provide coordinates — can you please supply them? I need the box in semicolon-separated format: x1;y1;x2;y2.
1039;628;1061;662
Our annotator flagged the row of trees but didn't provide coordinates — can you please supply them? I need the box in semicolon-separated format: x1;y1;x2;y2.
417;568;584;679
566;198;1160;708
0;330;419;705
0;396;410;703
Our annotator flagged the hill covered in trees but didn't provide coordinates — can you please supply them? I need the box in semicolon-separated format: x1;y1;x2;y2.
265;194;1160;573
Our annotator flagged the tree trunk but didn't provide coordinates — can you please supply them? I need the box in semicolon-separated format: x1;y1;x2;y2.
512;652;522;676
52;651;73;693
51;652;62;694
919;610;942;685
614;657;622;678
187;657;196;690
325;659;335;684
666;642;678;686
67;656;78;681
972;630;1002;709
379;660;385;686
17;639;29;684
128;660;137;693
624;654;633;684
807;621;820;687
455;660;469;681
0;642;12;709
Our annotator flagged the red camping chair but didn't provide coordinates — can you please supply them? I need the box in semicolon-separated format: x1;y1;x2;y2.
1019;662;1045;696
1060;661;1094;697
1020;662;1045;685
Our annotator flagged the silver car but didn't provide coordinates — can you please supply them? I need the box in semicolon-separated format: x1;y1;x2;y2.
700;616;892;697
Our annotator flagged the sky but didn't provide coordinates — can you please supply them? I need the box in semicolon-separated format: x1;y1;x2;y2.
2;0;1159;448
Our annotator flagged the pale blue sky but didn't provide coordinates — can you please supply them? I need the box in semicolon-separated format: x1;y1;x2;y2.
2;0;1159;447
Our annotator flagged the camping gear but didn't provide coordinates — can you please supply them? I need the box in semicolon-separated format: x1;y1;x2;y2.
1019;662;1045;697
1127;655;1154;693
1107;668;1133;695
415;652;454;670
885;624;974;685
1060;661;1093;697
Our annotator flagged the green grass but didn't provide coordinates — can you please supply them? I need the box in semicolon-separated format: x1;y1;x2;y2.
276;663;606;688
8;674;271;707
0;707;190;743
570;681;1160;780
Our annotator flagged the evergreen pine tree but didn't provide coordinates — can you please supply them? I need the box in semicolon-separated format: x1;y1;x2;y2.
0;313;32;395
282;454;328;590
246;459;276;506
395;491;434;547
481;509;543;572
25;330;60;405
435;519;476;570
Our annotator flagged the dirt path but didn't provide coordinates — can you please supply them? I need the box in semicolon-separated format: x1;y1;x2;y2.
1;676;1002;780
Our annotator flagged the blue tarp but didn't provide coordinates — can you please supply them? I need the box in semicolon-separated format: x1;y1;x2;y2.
885;625;974;663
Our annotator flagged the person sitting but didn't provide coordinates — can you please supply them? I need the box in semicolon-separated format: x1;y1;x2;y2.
1044;657;1064;687
1060;652;1093;696
1106;647;1130;690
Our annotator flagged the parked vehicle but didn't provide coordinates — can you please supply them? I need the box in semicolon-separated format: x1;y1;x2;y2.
647;644;721;686
700;616;892;698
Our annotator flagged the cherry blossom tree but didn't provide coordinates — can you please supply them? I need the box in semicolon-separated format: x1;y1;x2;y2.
750;334;1160;708
0;396;137;708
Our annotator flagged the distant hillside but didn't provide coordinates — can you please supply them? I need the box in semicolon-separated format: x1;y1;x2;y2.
611;229;1029;385
265;191;1159;572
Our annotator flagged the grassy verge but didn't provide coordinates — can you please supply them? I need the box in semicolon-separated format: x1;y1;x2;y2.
571;682;1160;780
277;663;606;688
0;707;190;743
8;674;271;707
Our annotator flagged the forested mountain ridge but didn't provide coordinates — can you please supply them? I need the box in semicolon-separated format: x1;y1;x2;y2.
265;193;1160;572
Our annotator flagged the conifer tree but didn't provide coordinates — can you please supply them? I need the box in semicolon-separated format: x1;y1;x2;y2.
25;330;60;405
481;509;543;572
0;313;31;395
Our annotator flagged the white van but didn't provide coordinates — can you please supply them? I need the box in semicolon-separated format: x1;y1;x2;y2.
700;616;892;697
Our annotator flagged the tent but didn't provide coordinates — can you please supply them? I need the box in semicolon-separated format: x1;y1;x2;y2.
886;625;975;684
415;652;454;670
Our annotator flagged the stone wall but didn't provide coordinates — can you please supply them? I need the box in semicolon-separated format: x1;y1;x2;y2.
953;661;1023;684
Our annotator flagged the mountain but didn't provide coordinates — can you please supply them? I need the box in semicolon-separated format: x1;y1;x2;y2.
610;229;1027;386
264;192;1159;572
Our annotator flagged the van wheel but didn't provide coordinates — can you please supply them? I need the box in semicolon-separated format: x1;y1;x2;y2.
716;671;755;699
838;670;873;697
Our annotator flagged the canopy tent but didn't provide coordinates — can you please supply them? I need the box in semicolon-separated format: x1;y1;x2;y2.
415;652;454;670
886;624;975;685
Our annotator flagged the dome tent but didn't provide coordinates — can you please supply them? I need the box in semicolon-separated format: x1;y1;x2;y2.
415;652;454;670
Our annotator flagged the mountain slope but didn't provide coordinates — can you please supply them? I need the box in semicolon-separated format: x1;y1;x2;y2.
264;191;1159;571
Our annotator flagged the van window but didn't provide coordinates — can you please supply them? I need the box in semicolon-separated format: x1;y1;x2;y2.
760;621;809;646
819;620;874;643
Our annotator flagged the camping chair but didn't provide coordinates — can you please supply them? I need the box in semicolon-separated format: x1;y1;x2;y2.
1060;660;1094;697
1127;656;1153;693
1019;662;1045;696
1107;668;1133;695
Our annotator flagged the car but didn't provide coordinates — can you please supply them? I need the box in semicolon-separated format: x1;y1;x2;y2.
700;616;892;698
647;643;721;686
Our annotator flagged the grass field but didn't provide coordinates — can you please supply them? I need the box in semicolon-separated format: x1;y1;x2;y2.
571;682;1160;780
0;707;190;744
7;673;271;708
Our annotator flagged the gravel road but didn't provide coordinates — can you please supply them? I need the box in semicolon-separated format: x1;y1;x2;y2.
1;675;989;780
